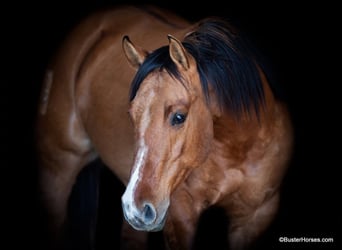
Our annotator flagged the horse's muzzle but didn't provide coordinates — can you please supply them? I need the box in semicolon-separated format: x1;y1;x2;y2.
122;201;167;232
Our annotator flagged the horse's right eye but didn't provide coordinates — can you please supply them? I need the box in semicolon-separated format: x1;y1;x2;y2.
170;112;187;126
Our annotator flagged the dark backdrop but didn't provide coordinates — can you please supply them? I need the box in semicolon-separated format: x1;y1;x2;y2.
3;1;340;249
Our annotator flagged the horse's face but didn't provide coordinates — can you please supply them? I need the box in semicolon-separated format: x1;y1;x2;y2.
121;35;214;231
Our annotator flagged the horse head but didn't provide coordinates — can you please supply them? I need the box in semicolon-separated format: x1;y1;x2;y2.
121;35;217;231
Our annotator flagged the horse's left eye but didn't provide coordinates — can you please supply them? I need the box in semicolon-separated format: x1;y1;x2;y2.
170;112;187;126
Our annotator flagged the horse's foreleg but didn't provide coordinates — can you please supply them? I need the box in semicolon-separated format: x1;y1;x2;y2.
38;150;94;249
228;192;279;250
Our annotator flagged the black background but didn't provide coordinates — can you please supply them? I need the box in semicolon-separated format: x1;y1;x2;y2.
2;1;340;249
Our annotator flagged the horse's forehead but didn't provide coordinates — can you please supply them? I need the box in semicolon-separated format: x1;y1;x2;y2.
132;72;188;109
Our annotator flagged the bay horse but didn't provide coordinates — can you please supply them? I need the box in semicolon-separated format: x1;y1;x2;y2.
35;5;293;250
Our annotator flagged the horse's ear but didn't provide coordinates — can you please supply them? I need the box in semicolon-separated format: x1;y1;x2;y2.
122;35;148;69
168;34;190;70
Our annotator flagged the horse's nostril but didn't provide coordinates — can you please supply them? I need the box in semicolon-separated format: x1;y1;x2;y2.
142;203;156;224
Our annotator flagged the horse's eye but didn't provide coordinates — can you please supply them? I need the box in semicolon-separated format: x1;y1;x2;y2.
170;112;187;126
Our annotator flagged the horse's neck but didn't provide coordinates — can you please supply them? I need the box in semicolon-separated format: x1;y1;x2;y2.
209;77;278;169
198;78;280;181
211;113;264;166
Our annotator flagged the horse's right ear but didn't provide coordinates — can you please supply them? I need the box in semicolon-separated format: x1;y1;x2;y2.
122;36;148;69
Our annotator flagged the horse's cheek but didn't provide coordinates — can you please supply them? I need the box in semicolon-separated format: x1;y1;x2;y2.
185;126;212;166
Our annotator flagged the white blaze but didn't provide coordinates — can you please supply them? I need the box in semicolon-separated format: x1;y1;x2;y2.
122;90;154;216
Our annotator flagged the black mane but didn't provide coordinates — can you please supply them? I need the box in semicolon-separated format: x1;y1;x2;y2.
129;17;269;118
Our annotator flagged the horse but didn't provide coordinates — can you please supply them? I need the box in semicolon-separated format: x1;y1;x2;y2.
35;4;293;250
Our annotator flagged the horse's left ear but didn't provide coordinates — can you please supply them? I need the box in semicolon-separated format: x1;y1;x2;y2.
122;35;148;69
168;34;190;70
